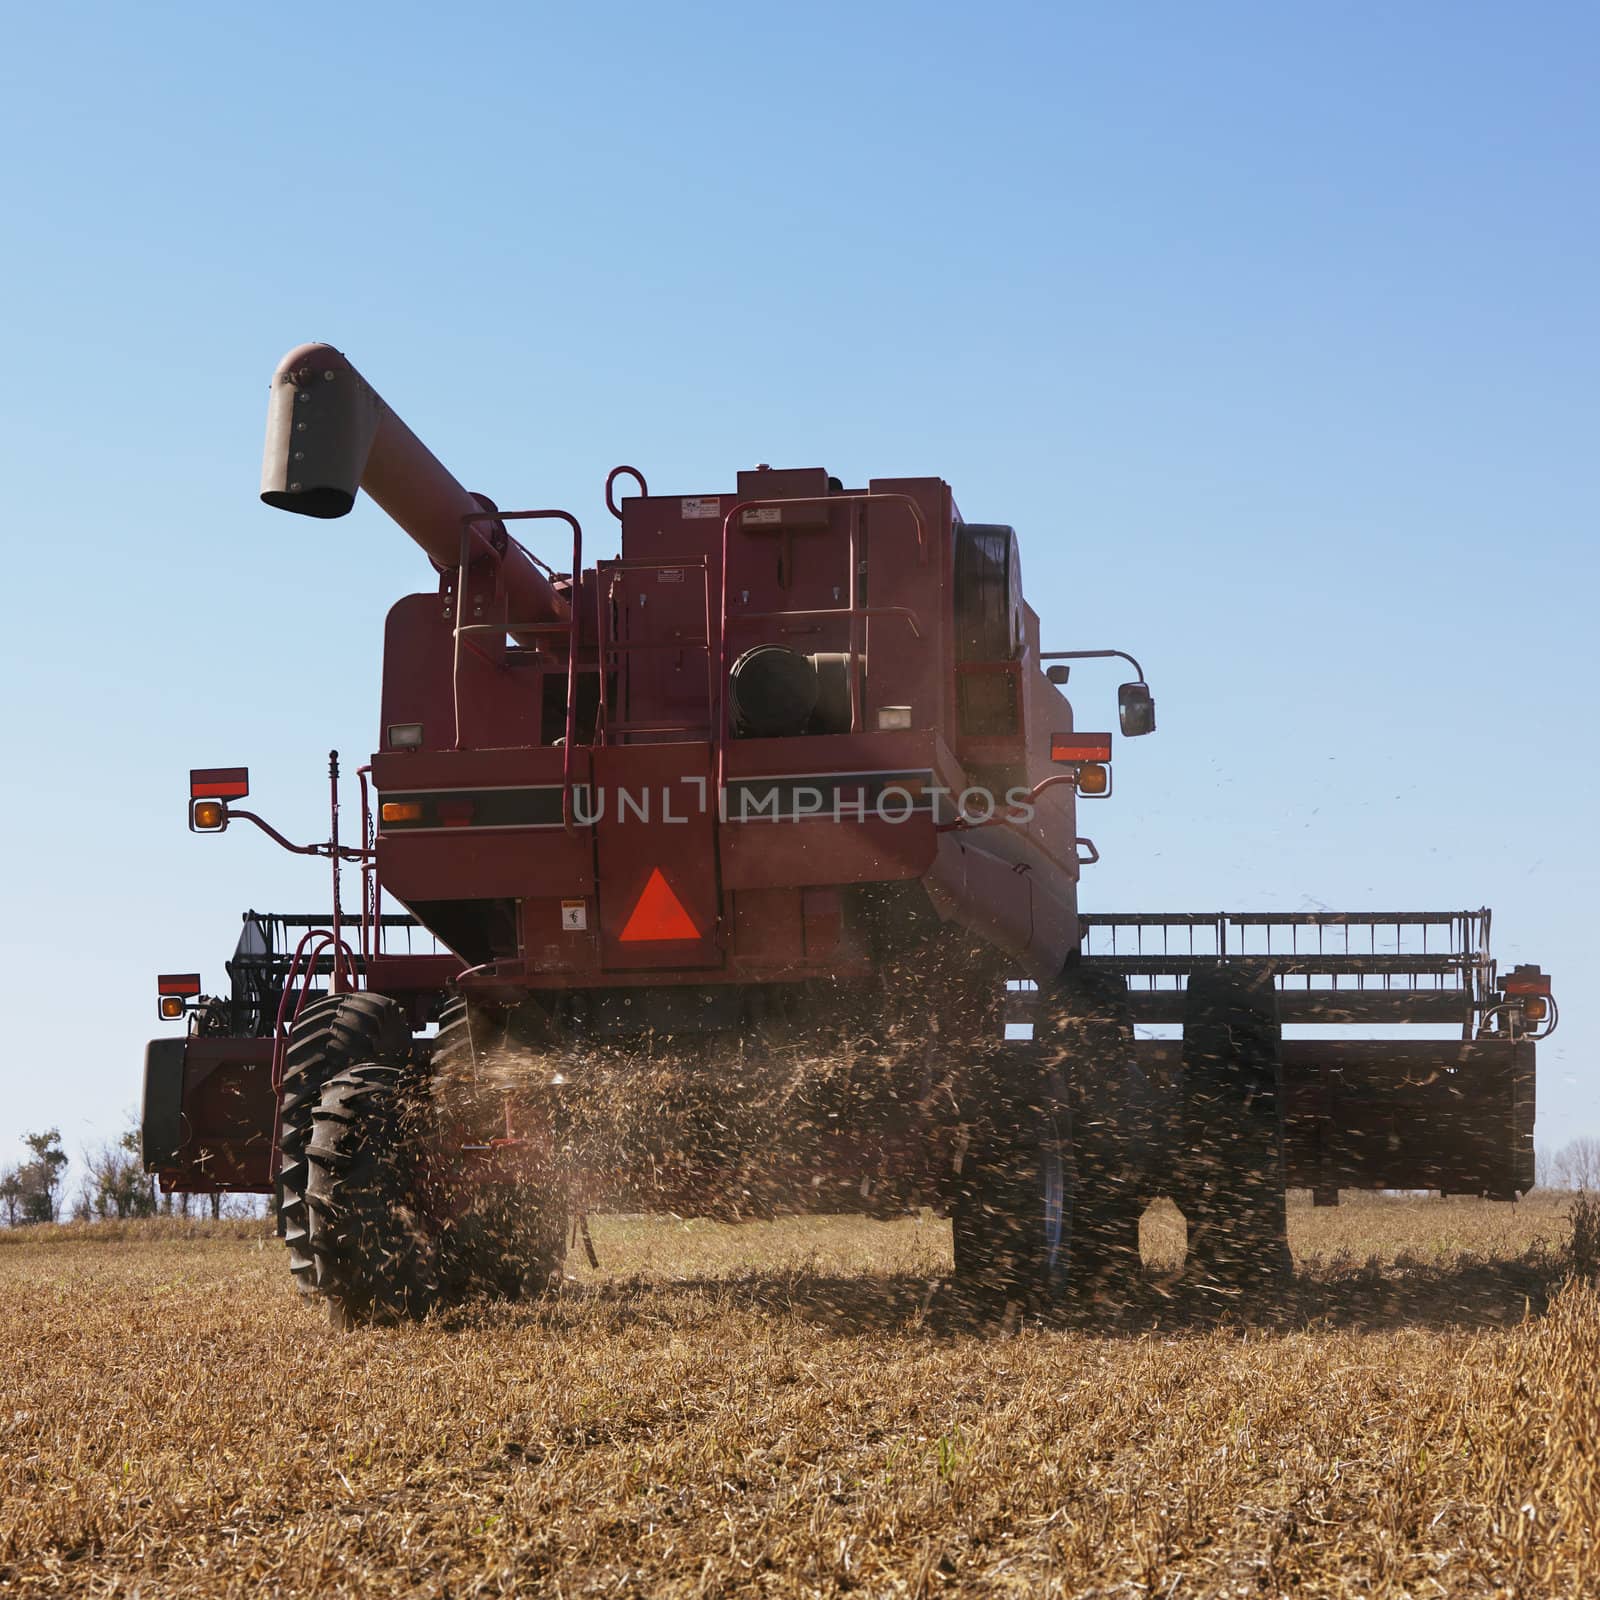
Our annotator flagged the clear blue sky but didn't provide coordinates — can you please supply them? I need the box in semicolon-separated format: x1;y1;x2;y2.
0;2;1594;1172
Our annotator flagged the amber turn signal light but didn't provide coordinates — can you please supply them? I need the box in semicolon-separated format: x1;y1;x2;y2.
381;801;424;824
190;798;228;832
1076;763;1110;796
1523;995;1549;1022
158;996;186;1020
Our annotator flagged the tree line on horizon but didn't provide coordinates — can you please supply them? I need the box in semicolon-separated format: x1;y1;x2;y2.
4;1124;1600;1226
1;1123;264;1224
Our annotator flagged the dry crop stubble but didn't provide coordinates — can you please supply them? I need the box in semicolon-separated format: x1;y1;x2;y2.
1;1195;1596;1597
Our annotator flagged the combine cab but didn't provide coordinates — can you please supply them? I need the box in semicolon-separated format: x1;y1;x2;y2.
143;343;1556;1324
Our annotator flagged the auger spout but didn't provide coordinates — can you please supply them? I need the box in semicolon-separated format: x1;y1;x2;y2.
260;342;569;631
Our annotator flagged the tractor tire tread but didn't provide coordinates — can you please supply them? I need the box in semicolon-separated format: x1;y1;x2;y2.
278;995;411;1295
304;1062;438;1326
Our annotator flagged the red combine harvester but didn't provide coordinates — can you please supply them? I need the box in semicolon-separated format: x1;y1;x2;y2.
143;343;1556;1326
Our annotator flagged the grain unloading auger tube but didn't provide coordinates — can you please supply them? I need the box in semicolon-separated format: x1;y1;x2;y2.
260;342;570;639
139;342;1556;1326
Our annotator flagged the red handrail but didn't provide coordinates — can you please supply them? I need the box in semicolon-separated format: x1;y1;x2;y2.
604;465;648;521
456;509;583;827
266;928;362;1181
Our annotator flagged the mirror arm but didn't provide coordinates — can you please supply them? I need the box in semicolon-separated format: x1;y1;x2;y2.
1039;648;1147;684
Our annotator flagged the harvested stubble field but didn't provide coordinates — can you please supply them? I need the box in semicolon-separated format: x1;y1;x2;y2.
2;1194;1597;1598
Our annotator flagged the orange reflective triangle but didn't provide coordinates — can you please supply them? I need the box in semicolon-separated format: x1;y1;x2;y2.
618;867;700;942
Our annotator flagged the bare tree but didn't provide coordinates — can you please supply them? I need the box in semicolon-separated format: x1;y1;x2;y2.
1553;1136;1600;1192
77;1129;158;1220
1536;1144;1558;1189
15;1130;67;1223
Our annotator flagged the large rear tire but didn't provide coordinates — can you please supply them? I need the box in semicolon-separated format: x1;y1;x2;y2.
277;993;412;1295
430;1003;569;1301
1181;963;1292;1294
1050;967;1155;1303
446;1192;570;1301
951;1051;1071;1318
303;1061;441;1328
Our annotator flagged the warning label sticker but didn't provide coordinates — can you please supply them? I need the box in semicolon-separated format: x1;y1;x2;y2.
560;900;587;932
681;497;721;520
742;507;782;526
657;567;685;584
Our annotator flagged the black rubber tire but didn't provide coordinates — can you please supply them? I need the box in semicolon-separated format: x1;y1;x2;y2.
1049;966;1154;1302
1180;963;1292;1293
277;993;412;1294
429;1004;569;1301
303;1061;440;1328
951;1052;1072;1318
446;1195;569;1301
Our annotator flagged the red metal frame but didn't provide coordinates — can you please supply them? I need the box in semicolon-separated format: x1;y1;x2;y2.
593;555;716;742
456;508;583;826
264;927;361;1180
713;492;930;797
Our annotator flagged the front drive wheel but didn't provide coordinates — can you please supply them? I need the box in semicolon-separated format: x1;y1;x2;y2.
277;992;412;1296
1180;962;1292;1294
428;1003;569;1301
444;1190;569;1302
951;1053;1072;1318
303;1062;441;1328
1047;966;1156;1304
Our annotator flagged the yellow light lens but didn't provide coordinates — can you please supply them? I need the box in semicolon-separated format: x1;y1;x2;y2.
1523;996;1549;1022
159;996;185;1020
1076;762;1109;796
191;799;227;830
381;801;424;824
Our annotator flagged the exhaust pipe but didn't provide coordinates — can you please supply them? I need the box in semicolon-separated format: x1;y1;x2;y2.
260;343;569;628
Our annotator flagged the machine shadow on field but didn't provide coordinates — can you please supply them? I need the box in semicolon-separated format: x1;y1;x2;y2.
429;1244;1576;1342
409;1197;1596;1339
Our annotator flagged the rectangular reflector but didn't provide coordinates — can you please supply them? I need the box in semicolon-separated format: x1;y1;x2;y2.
190;767;249;800
158;973;202;997
1050;733;1112;764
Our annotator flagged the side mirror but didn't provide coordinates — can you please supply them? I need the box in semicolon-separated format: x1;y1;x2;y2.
1045;664;1071;685
1118;682;1156;737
